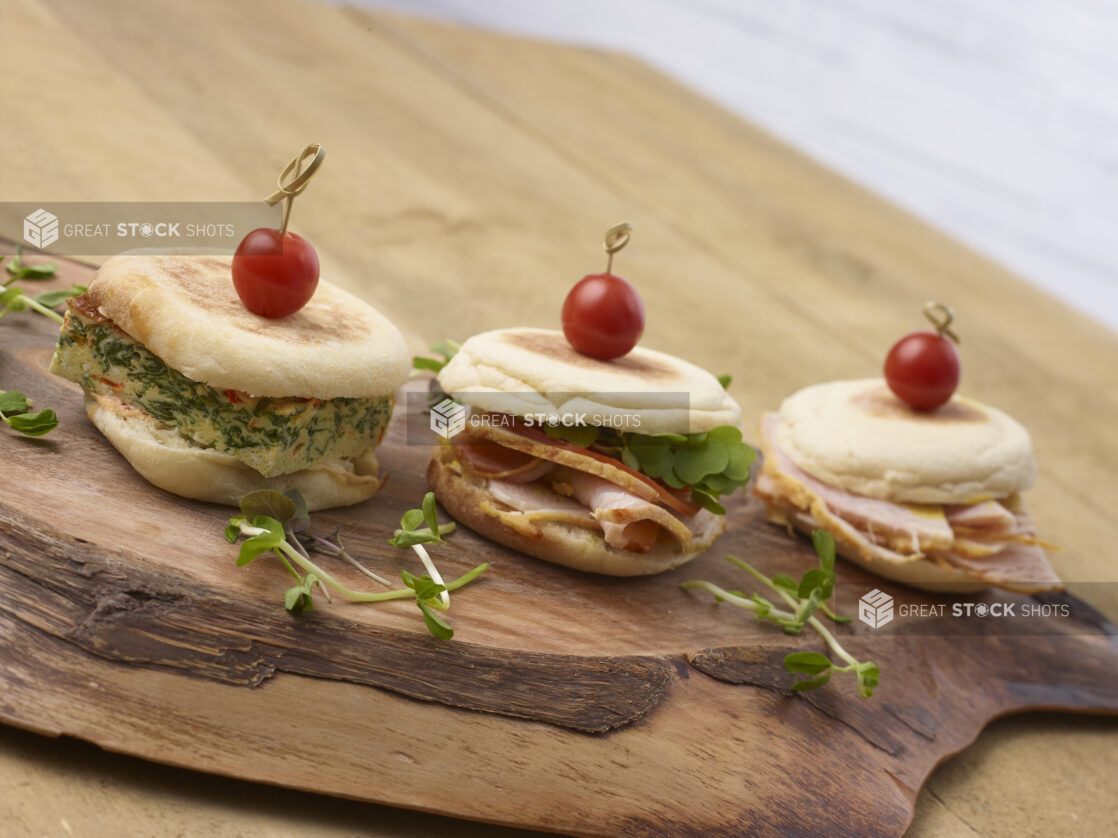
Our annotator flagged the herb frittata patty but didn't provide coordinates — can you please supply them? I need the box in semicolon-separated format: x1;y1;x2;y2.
51;306;392;477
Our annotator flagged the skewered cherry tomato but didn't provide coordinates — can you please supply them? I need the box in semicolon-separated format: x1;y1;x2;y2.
884;331;960;410
232;228;319;318
561;273;645;360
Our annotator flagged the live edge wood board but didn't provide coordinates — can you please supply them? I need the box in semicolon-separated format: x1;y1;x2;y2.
1;261;1116;838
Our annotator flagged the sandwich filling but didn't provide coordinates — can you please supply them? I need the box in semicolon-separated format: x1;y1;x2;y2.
51;296;392;477
442;418;721;553
754;412;1062;593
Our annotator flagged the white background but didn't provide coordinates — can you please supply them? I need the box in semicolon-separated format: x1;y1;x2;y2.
352;0;1118;333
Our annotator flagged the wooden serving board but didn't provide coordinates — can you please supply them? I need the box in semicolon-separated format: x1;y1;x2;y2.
2;261;1117;837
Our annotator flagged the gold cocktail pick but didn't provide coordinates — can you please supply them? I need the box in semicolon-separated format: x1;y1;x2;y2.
923;301;960;344
264;142;326;236
603;222;632;275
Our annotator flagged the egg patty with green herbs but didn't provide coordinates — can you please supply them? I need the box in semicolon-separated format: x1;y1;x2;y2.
52;298;392;477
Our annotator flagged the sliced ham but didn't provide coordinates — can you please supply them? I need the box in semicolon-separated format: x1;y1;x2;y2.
944;500;1016;535
759;414;954;554
482;479;600;540
755;411;1062;593
467;421;701;516
449;425;709;553
484;474;694;553
757;477;922;566
933;542;1063;594
566;470;693;548
488;479;591;517
950;538;1007;559
943;497;1048;556
601;520;662;553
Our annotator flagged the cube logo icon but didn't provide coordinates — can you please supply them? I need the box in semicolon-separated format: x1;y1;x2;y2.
430;398;466;439
858;588;894;629
23;208;60;249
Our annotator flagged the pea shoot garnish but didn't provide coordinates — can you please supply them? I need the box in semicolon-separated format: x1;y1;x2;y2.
1;245;84;325
1;247;82;439
0;389;58;437
683;530;881;698
225;489;488;639
412;338;460;375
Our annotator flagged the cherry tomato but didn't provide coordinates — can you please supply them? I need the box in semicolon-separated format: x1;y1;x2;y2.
232;228;319;318
884;331;960;410
561;272;645;360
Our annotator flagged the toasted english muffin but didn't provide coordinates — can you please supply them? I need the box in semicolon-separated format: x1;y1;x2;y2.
83;254;409;398
776;378;1036;505
437;328;741;435
428;445;726;576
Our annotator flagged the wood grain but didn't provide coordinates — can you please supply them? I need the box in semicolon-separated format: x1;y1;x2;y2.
1;258;1116;836
0;510;671;734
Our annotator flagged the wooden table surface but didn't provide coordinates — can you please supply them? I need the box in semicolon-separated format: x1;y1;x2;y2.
1;0;1115;835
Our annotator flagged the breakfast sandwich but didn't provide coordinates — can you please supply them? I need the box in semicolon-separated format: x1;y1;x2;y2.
753;378;1062;593
426;328;754;575
50;254;410;510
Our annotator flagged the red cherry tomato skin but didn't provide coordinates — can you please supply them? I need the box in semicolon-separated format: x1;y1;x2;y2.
232;228;320;319
561;272;645;360
884;331;960;411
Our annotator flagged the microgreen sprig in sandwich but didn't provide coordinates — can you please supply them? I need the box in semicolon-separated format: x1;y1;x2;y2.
546;423;756;514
